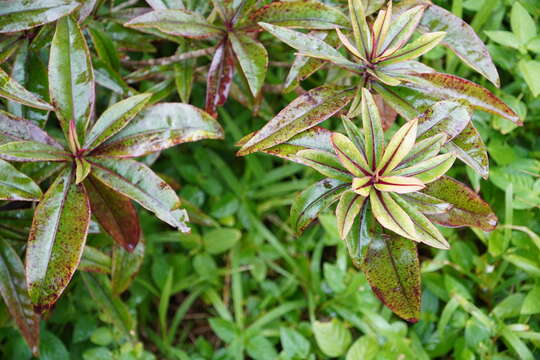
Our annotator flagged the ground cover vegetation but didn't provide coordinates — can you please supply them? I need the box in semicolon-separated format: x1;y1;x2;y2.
0;0;538;359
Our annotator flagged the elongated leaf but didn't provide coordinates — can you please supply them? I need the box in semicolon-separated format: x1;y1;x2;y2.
361;89;385;170
248;1;348;29
331;133;370;177
111;241;144;295
0;68;53;111
26;168;91;311
81;273;134;338
0;239;40;356
372;2;392;54
258;23;358;69
93;103;223;158
0;0;79;33
79;246;111;274
378;119;417;174
125;9;223;39
146;0;185;9
336;28;366;61
336;190;366;239
238;85;354;156
392;193;449;249
84;175;140;252
374;176;425;194
369;189;416;239
392;153;455;184
298;149;352;182
416;101;471;142
400;191;451;215
174;39;195;103
444;122;488;179
378;31;445;66
405;73;520;124
422;176;497;231
290;178;347;235
49;16;95;142
75;158;91;184
88;157;189;232
348;0;371;58
230;33;268;97
361;231;421;322
206;40;234;118
378;5;425;57
399;133;446;167
419;4;500;86
352;176;372;197
0;141;70;162
84;93;152;150
0;159;42;201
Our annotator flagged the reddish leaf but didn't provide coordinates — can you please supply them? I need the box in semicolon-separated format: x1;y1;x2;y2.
361;230;421;322
206;40;234;118
422;176;497;231
85;175;140;252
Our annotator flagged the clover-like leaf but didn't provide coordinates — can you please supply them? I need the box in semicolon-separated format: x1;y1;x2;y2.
26;168;91;312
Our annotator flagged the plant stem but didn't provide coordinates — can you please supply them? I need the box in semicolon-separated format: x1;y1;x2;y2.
122;46;217;67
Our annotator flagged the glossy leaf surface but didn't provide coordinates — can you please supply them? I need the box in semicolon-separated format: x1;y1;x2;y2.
444;121;489;179
369;190;416;240
238;85;354;156
0;239;40;355
26;168;91;311
297;149;352;182
111;241;144;295
0;159;42;201
336;190;366;239
49;16;95;141
88;158;189;232
0;0;79;33
0;68;53;111
230;33;268;97
205;41;234;118
93;103;223;157
0;141;70;162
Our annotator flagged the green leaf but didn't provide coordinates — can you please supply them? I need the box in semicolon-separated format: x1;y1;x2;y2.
518;59;540;97
313;319;352;357
246;335;279;360
209;318;238;342
230;33;268;97
205;40;234;118
125;9;223;39
373;176;425;194
392;193;449;249
399;133;447;167
336;190;366;239
258;23;358;68
111;241;144;296
75;158;91;184
361;231;421;322
420;4;500;86
404;72;520;124
361;89;385;170
378;31;446;66
237;85;354;156
88;157;189;232
392;153;455;184
485;31;520;49
378;119;418;174
203;228;241;255
0;159;42;201
0;141;71;162
348;0;372;58
248;1;348;29
0;0;79;33
369;189;416;240
146;0;185;9
346;335;379;360
26;168;91;311
522;286;540;315
49;16;95;142
378;5;425;57
422;176;497;231
92;103;223;157
84;93;152;150
79;246;111;274
80;273;135;339
511;2;536;45
331;133;370;177
290;178;347;235
280;327;311;359
84;175;140;252
444;121;489;179
400;191;451;215
0;239;40;356
416;101;471;142
88;24;120;71
297;149;353;182
0;67;53;111
174;39;195;103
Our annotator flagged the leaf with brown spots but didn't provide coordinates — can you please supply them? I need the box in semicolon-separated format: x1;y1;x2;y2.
25;167;91;312
422;176;497;231
206;40;234;118
84;175;141;252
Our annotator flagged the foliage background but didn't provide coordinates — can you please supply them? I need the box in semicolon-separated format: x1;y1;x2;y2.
0;0;539;359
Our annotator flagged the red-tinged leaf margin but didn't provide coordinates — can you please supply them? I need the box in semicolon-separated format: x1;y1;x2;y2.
361;230;421;322
422;175;498;231
84;175;140;252
25;168;91;312
0;238;40;356
206;39;234;118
